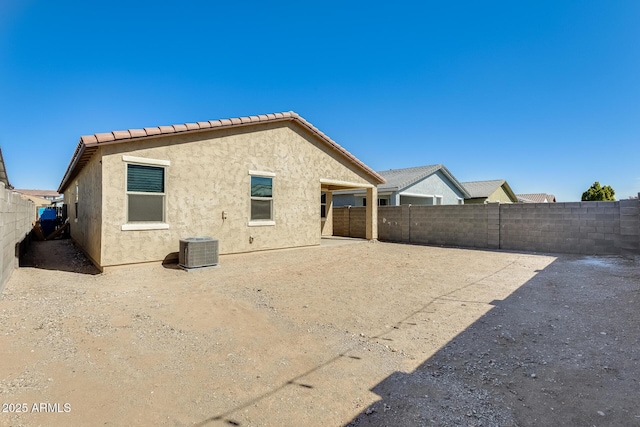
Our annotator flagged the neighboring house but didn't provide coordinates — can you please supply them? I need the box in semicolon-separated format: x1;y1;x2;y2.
462;179;518;204
517;193;557;203
14;189;63;208
333;164;470;207
14;189;62;202
17;194;52;220
58;111;385;269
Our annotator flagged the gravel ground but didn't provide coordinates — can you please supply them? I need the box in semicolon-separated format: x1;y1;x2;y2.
0;239;638;426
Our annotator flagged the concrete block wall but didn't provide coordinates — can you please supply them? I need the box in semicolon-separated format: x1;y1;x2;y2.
500;202;630;255
407;204;495;249
332;207;367;238
0;182;34;291
333;207;350;237
333;200;640;255
378;205;410;242
617;200;640;254
348;207;367;239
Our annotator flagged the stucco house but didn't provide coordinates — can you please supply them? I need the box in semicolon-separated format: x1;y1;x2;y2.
461;179;518;204
517;193;557;203
332;164;470;207
58;112;385;269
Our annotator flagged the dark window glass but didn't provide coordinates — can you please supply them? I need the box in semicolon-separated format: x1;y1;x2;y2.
128;194;164;222
251;176;272;197
251;199;272;220
127;164;164;193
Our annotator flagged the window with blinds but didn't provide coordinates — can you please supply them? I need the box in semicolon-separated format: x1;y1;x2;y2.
127;164;165;222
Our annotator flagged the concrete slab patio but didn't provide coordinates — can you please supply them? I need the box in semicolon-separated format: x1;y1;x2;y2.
1;240;638;426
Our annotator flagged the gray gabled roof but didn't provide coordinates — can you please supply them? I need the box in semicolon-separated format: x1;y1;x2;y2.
461;179;518;202
516;193;556;203
462;179;506;198
377;164;470;197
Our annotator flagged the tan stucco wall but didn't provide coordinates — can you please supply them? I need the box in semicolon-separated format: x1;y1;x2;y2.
62;151;102;266
98;121;374;266
488;186;516;203
466;186;516;204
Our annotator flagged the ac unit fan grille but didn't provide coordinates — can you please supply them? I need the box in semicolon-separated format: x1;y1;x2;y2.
179;237;219;268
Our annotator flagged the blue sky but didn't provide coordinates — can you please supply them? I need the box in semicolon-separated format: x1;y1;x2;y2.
1;1;638;201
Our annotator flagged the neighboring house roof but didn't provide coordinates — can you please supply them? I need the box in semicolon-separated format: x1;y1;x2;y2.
58;111;385;192
14;189;61;198
377;164;471;197
517;193;557;203
0;146;11;189
19;194;52;206
462;179;518;202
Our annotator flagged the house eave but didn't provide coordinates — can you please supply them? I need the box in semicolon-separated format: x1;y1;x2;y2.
58;112;385;193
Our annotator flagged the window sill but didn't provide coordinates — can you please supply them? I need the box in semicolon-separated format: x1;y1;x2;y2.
121;223;170;231
248;220;275;227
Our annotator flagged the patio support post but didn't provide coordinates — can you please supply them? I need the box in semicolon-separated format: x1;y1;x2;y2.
322;191;333;236
366;186;378;240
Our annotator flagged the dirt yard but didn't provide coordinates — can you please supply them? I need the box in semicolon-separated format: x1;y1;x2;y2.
1;239;638;426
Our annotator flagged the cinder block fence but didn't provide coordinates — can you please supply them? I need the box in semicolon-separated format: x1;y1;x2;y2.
333;200;640;255
0;183;34;291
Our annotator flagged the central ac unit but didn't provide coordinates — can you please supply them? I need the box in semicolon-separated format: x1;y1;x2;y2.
179;237;219;269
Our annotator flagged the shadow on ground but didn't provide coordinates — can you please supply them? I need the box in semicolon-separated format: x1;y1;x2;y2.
344;255;640;427
19;239;101;275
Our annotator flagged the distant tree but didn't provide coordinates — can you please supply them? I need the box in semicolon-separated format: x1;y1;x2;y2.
581;181;615;201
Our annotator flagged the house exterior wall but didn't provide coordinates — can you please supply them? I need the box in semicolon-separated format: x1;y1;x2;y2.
97;121;373;267
332;194;357;207
62;151;103;267
397;170;465;205
333;170;465;207
489;186;516;203
466;186;515;204
399;195;434;205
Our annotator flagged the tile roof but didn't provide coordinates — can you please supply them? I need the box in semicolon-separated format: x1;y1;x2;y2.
377;164;470;197
461;180;506;198
18;194;52;206
59;111;385;192
517;193;557;203
14;189;61;198
461;179;519;202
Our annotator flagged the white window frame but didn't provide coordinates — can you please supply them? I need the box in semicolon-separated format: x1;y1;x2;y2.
122;156;170;231
435;195;443;205
248;170;275;226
